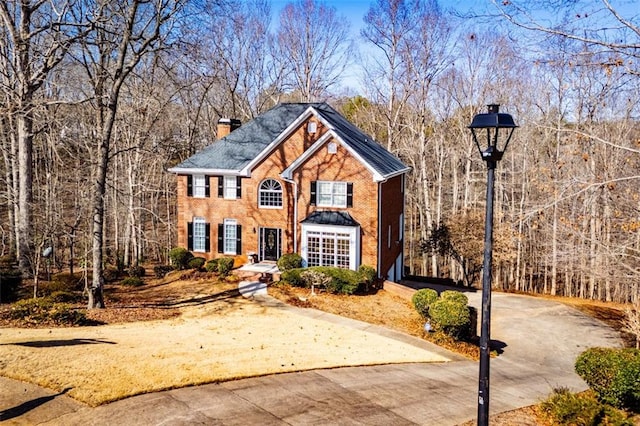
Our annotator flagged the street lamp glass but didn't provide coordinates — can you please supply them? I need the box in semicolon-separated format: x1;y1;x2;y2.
468;104;518;162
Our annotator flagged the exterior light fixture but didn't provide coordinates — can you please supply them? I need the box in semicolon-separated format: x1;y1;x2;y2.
468;104;518;426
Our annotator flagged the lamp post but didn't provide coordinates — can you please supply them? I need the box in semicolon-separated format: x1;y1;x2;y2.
468;104;517;426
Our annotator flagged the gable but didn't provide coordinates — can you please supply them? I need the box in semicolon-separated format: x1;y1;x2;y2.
169;102;409;181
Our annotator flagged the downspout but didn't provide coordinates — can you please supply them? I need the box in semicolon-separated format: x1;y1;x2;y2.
377;180;383;280
283;177;298;253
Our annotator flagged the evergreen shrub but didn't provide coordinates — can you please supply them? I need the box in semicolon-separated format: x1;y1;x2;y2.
540;388;633;426
205;259;219;273
411;288;439;319
575;347;640;411
217;257;235;277
128;265;146;278
153;265;174;278
440;290;468;305
168;247;193;270
277;253;303;271
429;298;471;339
188;257;206;270
122;277;144;287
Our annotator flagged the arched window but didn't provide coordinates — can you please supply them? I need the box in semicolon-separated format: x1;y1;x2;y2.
259;179;283;208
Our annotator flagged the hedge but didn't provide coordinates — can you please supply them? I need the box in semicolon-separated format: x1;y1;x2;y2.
280;266;361;295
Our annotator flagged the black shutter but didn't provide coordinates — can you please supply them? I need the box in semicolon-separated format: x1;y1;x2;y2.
187;175;193;197
204;176;210;197
187;222;193;250
346;183;353;208
236;176;242;198
218;177;223;198
217;223;224;253
236;225;242;254
310;181;317;206
205;223;211;252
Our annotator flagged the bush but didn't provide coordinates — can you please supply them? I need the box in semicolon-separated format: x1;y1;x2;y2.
440;290;468;306
575;347;640;411
9;298;87;326
358;265;377;290
48;291;80;303
429;298;471;340
188;257;206;270
50;273;82;292
277;253;303;271
217;257;235;277
153;265;174;278
540;388;634;426
128;265;146;278
280;268;304;286
205;259;219;273
312;266;361;295
168;247;193;270
412;288;439;319
121;276;144;287
103;267;120;282
0;266;22;303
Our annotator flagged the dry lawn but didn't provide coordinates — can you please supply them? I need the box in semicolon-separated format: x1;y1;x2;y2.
0;272;451;407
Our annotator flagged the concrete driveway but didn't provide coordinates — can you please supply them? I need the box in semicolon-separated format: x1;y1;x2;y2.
0;289;621;425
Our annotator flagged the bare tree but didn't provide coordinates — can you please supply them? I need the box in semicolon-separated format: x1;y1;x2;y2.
73;0;185;308
0;1;87;273
276;0;352;102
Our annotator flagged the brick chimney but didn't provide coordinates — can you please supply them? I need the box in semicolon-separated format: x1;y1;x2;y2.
217;118;241;138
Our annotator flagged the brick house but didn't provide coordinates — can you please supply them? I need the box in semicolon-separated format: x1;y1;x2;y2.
168;103;410;281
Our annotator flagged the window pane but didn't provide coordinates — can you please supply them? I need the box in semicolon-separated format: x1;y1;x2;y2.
224;219;237;254
224;176;237;199
305;229;352;269
193;217;206;252
193;175;205;198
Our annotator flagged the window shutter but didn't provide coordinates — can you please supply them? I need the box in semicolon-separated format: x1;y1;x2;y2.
218;177;223;198
310;181;317;206
204;176;210;197
205;223;211;252
217;223;224;253
187;222;193;251
236;176;242;198
187;176;193;197
347;183;353;208
236;225;242;254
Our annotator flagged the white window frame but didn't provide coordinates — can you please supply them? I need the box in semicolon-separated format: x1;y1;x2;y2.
193;174;206;198
258;179;283;209
317;181;347;208
223;176;237;200
300;224;360;270
193;216;206;252
223;218;238;254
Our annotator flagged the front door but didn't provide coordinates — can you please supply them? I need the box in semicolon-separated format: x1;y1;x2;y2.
259;228;281;261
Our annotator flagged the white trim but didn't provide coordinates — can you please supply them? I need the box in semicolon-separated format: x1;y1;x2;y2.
192;216;206;253
300;223;360;271
223;218;238;255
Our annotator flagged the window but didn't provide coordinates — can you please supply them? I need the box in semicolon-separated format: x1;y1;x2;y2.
259;179;283;208
188;217;210;252
187;175;209;198
311;181;353;208
218;176;241;199
218;219;241;255
306;230;352;269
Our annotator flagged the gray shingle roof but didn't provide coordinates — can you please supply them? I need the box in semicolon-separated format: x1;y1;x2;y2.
170;102;409;179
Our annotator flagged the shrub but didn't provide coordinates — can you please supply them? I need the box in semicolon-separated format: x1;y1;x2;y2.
153;265;174;278
0;266;22;303
358;265;377;291
539;388;633;426
188;257;206;270
128;265;146;278
277;253;303;271
9;298;87;326
575;347;640;411
50;273;82;292
48;291;80;303
217;257;235;277
300;269;331;291
280;268;304;287
205;259;219;273
440;290;468;306
168;247;193;270
312;266;361;295
121;277;144;287
412;288;439;319
103;267;120;282
429;298;471;340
